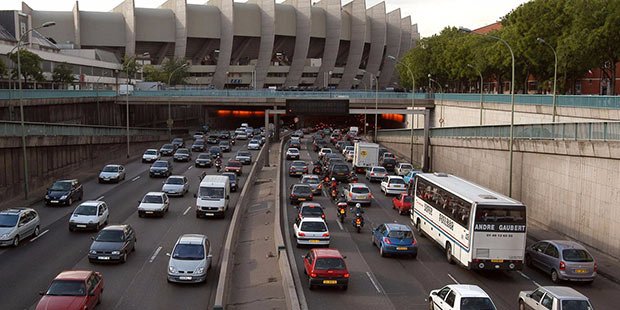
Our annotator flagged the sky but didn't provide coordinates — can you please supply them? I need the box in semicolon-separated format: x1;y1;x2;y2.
3;0;530;38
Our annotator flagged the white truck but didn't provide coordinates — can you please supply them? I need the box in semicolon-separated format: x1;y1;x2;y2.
352;142;379;174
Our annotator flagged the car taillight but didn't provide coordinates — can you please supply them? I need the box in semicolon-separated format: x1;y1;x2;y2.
368;193;373;199
322;232;330;237
291;194;297;198
594;261;598;272
559;261;566;271
370;173;375;176
413;238;417;245
321;214;325;219
310;194;313;198
298;232;306;236
344;273;350;278
310;273;317;278
383;237;392;244
348;192;352;198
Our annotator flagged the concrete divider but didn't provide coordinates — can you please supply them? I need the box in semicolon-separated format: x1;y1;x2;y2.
213;143;269;310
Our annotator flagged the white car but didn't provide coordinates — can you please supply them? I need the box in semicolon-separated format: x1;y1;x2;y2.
365;166;388;182
293;217;330;247
248;140;261;150
345;150;354;162
395;163;414;176
142;149;160;163
161;176;189;197
138;192;170;217
380;176;407;195
286;148;300;160
429;284;497;310
318;148;332;159
518;286;593;310
167;234;212;283
69;201;109;231
342;145;354;155
98;164;126;183
235;133;248;140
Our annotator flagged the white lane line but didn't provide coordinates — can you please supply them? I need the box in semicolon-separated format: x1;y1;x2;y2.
366;271;382;293
518;271;531;280
96;196;104;201
336;219;344;230
187;166;192;170
448;273;460;284
533;281;542;287
131;176;141;182
183;206;192;216
149;246;162;263
30;229;49;242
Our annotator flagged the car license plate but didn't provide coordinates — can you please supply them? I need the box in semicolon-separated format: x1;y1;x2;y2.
180;276;192;280
575;269;588;273
491;259;504;263
206;213;215;217
77;224;86;228
309;240;320;243
98;256;110;260
358;195;366;199
323;280;337;285
51;200;59;203
397;247;408;250
298;198;306;201
146;211;153;214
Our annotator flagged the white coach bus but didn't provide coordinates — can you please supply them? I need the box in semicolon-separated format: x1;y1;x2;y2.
410;173;527;271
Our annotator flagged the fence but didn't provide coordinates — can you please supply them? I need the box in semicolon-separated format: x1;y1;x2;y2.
0;121;168;137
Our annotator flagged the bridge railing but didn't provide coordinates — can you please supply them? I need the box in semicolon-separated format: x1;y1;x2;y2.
0;121;168;137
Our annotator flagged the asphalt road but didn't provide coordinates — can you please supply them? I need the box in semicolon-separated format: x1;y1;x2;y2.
281;135;620;310
0;137;262;310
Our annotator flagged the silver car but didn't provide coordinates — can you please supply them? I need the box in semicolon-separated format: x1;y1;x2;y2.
343;183;373;206
300;174;322;195
526;240;597;283
167;234;212;283
365;166;388;182
98;164;126;183
162;176;190;197
0;208;40;247
518;286;594;310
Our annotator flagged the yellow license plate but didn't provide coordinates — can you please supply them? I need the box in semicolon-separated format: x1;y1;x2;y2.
491;259;504;263
323;280;337;284
575;269;588;273
397;247;408;250
298;198;306;201
309;240;320;243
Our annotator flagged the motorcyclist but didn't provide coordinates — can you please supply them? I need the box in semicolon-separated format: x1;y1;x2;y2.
215;155;222;172
351;203;365;231
330;177;338;190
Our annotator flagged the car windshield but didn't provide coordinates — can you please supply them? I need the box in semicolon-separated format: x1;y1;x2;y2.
145;150;157;155
172;244;205;260
102;166;119;172
314;258;345;270
351;187;370;194
219;142;228;146
227;161;241;167
46;280;86;296
194;141;204;145
162;144;173;150
238;151;251;157
173;139;183;143
332;165;349;173
300;221;327;232
166;177;184;185
403;196;413;203
383;158;396;163
390;178;406;185
74;204;97;216
153;161;168;168
223;173;236;181
210;147;221;152
176;149;189;155
563;249;594;262
373;167;387;173
288;149;299;154
302;207;323;217
321;149;332;153
199;187;225;199
302;178;319;184
143;195;163;203
0;214;18;227
401;164;413;170
292;162;306;167
95;230;124;242
293;186;312;194
50;181;71;191
460;297;496;310
198;154;210;159
387;230;413;239
561;300;593;310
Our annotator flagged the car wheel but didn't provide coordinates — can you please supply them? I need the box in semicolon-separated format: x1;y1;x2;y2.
525;254;532;267
121;252;127;264
138;212;143;218
446;243;454;264
551;269;560;283
12;235;20;247
79;193;83;201
308;279;315;290
429;300;435;310
518;300;525;310
68;197;73;206
69;226;74;232
411;253;417;259
33;226;40;237
96;222;101;231
380;245;387;257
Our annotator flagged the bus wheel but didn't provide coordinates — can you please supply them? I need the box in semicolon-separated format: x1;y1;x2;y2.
415;219;424;237
445;243;454;264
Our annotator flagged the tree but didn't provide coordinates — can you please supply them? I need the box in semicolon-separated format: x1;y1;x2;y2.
52;63;76;89
0;58;6;78
143;58;190;85
143;65;166;83
121;55;141;82
8;49;44;85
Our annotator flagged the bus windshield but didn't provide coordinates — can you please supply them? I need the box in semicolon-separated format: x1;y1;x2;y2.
475;206;526;224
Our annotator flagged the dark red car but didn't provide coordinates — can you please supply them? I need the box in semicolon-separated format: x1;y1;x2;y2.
392;193;413;215
224;160;243;176
36;270;104;310
303;248;349;290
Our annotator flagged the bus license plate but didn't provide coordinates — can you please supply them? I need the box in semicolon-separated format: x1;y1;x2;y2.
397;247;408;250
575;269;588;273
491;259;504;263
309;240;320;243
323;280;337;284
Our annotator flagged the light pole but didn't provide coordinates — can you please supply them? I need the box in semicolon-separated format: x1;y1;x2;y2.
14;21;56;200
461;27;516;197
95;71;109;125
167;63;189;138
125;52;149;158
388;55;415;163
355;77;368;135
373;74;379;142
429;78;444;126
467;64;484;126
537;37;558;123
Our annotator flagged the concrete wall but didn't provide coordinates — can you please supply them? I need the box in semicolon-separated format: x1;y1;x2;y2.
377;132;620;258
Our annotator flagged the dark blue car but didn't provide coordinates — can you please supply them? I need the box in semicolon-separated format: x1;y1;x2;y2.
372;223;417;258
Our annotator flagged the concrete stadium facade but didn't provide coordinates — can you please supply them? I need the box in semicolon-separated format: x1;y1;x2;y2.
24;0;419;90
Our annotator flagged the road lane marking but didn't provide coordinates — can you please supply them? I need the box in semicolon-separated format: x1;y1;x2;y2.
336;219;344;230
533;281;541;287
366;271;383;293
187;166;192;170
448;273;460;284
131;176;141;182
518;271;531;280
96;196;104;201
149;246;162;263
183;206;192;216
30;229;49;242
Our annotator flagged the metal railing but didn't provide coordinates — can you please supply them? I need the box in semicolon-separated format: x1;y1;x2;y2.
0;121;168;137
436;93;620;109
0;89;117;99
132;89;428;100
378;122;620;141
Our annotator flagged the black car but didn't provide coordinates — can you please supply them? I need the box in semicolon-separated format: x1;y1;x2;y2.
160;144;175;156
289;184;314;204
329;163;351;182
209;146;222;158
173;148;192;162
381;157;397;172
192;140;206;152
219;132;231;140
222;172;238;192
219;141;231;152
88;224;136;263
235;150;252;165
195;153;213;168
207;135;220;144
149;160;172;177
171;138;184;149
45;179;83;206
290;140;301;149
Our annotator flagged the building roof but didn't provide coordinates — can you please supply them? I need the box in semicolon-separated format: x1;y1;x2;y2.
473;22;502;34
0;24;16;42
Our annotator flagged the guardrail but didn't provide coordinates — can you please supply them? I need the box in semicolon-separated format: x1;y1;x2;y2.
378;122;620;141
434;93;620;109
0;121;168;137
0;89;117;99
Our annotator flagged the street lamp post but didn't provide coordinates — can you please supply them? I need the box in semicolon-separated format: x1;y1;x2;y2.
467;64;484;126
95;71;108;125
388;55;415;163
373;74;378;142
461;27;516;197
125;52;149;158
167;63;189;138
429;78;444;126
14;21;56;200
537;37;558;123
355;77;369;135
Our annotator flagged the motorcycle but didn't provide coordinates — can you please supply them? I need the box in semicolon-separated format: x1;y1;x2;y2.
215;161;222;173
231;139;236;145
337;205;347;223
352;214;364;233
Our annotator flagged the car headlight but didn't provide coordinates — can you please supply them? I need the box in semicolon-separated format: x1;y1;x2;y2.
0;233;9;239
45;195;49;199
111;251;121;255
196;267;205;274
168;266;176;273
60;195;68;200
90;250;97;254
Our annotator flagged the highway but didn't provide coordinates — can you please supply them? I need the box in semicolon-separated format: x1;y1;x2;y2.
280;135;620;310
0;138;260;310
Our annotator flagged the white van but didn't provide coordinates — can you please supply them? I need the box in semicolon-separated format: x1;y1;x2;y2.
240;123;249;128
195;175;230;218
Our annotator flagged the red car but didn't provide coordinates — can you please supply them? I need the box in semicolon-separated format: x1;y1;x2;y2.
37;270;104;310
303;248;349;290
392;193;413;215
224;160;243;176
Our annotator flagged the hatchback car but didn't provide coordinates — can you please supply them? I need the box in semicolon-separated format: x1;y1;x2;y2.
0;208;40;247
329;163;351;182
162;176;189;197
142;149;161;163
289;140;301;150
98;164;126;183
429;284;497;310
225;160;243;176
150;160;172;178
193;132;205;140
207;135;219;144
318;148;332;159
289;161;309;176
45;179;83;206
192;140;206;152
289;184;314;204
69;201;109;232
88;224;136;263
137;192;170;217
172;138;185;148
403;169;421;185
195;153;213;168
173;148;192;162
235;150;252;165
303;248;349;290
216;140;229;152
525;240;597;283
518;286;593;310
345;150;354;162
395;163;414;176
380;176;407;195
167;234;212;283
343;183;373;206
294;217;330;247
235;132;248;140
366;166;388;182
300;174;322;194
371;223;417;258
222;172;238;192
297;203;325;221
36;271;103;310
392;193;413;215
248;139;261;150
286;148;300;160
160;143;176;156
